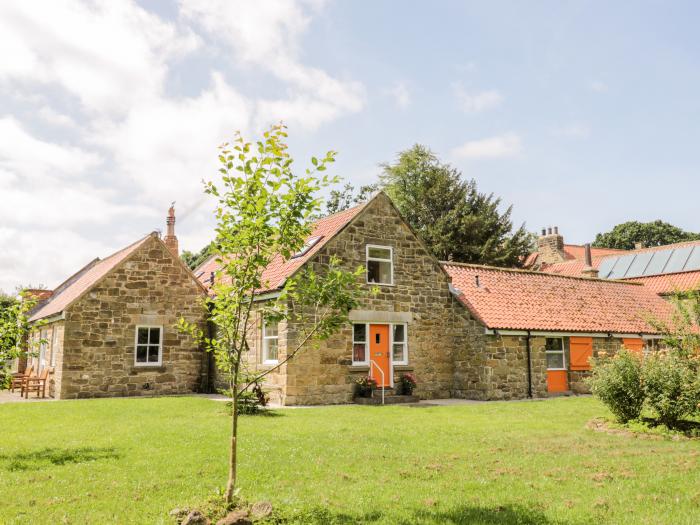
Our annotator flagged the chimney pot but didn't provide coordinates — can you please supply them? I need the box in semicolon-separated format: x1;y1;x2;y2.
164;202;179;257
547;227;553;235
554;226;559;235
541;228;546;236
584;243;593;267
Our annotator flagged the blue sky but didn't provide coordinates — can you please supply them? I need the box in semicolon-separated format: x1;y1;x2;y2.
1;1;699;292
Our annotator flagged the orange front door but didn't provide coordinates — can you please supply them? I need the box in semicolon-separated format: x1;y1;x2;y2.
547;371;568;393
369;324;391;387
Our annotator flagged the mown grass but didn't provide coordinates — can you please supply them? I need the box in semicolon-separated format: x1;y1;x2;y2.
1;396;699;524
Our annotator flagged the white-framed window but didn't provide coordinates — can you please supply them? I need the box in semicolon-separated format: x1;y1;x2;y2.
351;323;408;365
545;337;566;370
50;326;58;367
262;320;279;364
352;323;368;365
366;245;393;285
392;324;408;365
134;326;163;366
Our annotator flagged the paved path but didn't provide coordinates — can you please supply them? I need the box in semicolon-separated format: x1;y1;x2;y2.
0;390;56;404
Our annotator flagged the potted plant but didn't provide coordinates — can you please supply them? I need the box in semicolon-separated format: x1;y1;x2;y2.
355;376;377;398
396;372;417;395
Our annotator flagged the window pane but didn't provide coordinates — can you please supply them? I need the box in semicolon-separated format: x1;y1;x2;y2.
353;343;366;363
545;338;563;351
137;328;149;344
265;339;278;361
392;343;405;362
136;346;147;362
368;247;391;260
265;321;278;337
547;353;564;369
150;328;160;344
367;260;391;284
148;346;160;363
393;324;405;343
353;324;366;343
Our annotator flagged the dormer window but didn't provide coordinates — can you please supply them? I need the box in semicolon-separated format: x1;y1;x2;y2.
292;236;323;258
366;245;393;285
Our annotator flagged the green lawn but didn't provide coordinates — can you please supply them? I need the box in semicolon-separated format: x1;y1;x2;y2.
1;396;698;524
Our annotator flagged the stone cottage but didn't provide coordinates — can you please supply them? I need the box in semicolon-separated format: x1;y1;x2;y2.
27;207;208;399
196;192;675;405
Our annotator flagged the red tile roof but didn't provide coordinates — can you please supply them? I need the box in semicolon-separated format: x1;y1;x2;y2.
443;262;674;334
538;256;608;277
627;271;700;296
29;235;153;322
195;202;368;295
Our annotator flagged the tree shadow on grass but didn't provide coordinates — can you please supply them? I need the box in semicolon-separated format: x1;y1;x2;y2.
0;446;120;472
283;503;555;525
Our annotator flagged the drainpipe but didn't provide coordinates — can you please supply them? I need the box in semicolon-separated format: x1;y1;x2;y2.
526;331;533;399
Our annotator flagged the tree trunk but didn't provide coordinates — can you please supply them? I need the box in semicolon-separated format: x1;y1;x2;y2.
224;373;239;503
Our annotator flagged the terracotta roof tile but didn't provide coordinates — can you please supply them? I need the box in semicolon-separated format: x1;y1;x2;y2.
562;244;627;261
627;271;700;296
195;203;367;295
29;235;152;321
443;262;674;334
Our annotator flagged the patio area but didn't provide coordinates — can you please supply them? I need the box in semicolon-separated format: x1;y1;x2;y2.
0;389;56;404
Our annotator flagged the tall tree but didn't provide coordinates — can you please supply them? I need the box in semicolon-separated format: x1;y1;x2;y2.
178;125;367;504
379;144;533;266
325;182;379;215
593;220;700;250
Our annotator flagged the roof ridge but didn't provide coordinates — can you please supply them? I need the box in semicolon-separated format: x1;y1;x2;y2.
439;261;644;285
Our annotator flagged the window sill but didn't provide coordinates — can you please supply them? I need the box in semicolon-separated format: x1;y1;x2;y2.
366;282;395;287
393;364;412;371
131;365;166;373
261;361;279;367
349;365;370;372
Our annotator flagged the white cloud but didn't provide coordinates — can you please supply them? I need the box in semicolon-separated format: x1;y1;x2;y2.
0;117;100;180
452;133;522;159
0;1;200;114
386;82;411;110
181;0;365;129
589;80;608;93
453;84;503;113
94;72;251;202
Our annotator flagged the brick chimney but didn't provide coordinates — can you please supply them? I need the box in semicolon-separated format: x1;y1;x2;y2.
581;243;599;278
164;203;178;257
536;226;566;264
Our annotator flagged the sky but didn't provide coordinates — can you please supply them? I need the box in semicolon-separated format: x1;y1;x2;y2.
1;0;699;293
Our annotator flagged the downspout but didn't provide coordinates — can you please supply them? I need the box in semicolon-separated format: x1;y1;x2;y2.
526;330;533;399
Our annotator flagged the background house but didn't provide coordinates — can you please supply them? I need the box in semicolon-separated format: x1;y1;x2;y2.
27;210;208;399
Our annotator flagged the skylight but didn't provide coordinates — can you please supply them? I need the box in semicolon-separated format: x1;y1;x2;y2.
292;236;323;258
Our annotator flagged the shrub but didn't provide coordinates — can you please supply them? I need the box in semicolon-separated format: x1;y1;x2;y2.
642;351;700;428
221;377;269;415
396;372;417;395
587;350;645;423
354;376;377;398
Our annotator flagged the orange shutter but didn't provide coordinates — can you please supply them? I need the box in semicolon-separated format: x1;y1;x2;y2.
569;337;593;371
622;338;644;355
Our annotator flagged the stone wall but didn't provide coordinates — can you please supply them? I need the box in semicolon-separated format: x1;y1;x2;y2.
278;193;482;405
59;236;207;399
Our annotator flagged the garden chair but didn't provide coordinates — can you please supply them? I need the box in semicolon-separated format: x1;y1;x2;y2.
23;368;49;399
10;365;33;393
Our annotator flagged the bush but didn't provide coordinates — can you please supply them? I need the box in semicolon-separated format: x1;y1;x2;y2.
396;372;417;395
220;378;269;415
642;351;700;428
354;376;376;398
587;350;644;423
